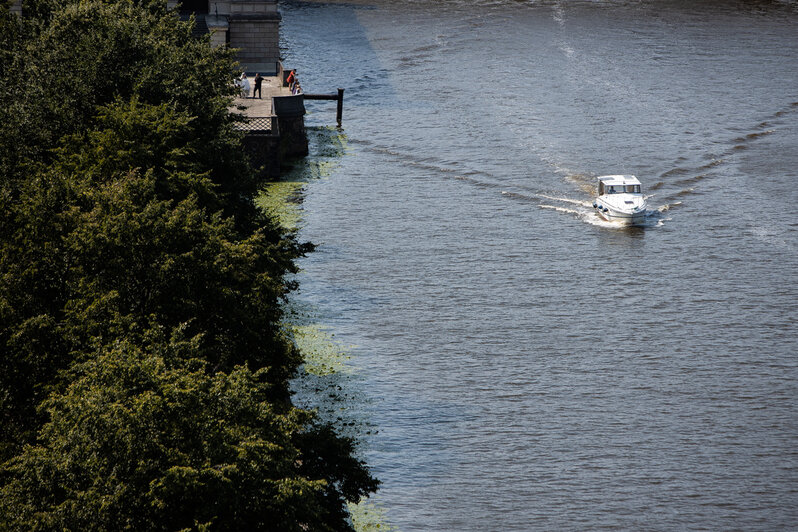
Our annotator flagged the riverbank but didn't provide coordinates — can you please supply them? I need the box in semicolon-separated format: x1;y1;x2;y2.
256;126;394;532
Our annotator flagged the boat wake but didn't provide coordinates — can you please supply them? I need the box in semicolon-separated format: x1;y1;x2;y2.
541;203;667;229
656;100;797;203
657;201;682;212
536;194;593;208
507;192;670;229
354;139;675;231
532;100;796;226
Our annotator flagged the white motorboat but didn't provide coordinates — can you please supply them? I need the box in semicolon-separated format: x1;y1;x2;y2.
593;174;648;225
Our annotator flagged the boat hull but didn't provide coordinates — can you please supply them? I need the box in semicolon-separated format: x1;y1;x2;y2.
596;206;647;225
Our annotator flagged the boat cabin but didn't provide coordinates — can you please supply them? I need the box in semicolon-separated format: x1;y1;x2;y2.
597;175;642;196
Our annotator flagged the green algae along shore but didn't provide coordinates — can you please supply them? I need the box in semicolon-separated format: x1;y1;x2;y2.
256;127;394;532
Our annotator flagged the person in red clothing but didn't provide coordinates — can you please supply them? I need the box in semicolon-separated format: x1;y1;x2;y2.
286;69;296;91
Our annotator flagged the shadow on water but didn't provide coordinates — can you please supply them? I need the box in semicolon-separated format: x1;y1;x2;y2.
281;0;400;111
255;126;348;227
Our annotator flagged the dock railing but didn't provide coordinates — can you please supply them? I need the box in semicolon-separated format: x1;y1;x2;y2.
233;116;278;135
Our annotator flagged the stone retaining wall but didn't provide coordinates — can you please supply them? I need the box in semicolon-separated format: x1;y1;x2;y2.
228;15;280;67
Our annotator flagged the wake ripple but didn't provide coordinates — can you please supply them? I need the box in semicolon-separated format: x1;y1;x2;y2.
657;100;797;202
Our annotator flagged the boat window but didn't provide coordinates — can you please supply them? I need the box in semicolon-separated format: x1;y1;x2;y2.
624;185;640;193
608;186;616;194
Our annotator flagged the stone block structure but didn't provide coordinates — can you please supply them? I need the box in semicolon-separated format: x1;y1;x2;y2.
167;0;281;74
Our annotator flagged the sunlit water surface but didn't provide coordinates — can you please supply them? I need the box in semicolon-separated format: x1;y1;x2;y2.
280;1;798;529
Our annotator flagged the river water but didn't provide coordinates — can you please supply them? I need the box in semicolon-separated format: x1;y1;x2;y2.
278;1;798;529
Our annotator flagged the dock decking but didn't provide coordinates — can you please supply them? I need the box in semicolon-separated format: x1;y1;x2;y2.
232;74;297;133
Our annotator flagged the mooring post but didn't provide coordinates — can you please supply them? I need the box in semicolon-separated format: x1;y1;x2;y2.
337;88;344;126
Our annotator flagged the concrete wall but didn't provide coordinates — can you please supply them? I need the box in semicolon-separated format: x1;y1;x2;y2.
277;119;308;159
272;95;308;158
205;14;229;47
272;94;305;118
242;133;281;178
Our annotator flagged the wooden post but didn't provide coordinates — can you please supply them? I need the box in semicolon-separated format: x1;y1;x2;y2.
302;90;344;124
336;88;344;126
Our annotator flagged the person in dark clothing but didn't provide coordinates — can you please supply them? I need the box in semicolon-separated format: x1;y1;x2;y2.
253;73;263;99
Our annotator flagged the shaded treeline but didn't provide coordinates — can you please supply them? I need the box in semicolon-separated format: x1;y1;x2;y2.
0;0;377;529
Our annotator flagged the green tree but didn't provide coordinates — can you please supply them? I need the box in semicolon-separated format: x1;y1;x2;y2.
0;1;303;451
1;97;305;455
0;0;257;215
56;99;305;378
1;345;376;531
0;0;377;527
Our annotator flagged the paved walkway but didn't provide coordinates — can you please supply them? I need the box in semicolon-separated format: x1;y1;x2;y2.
234;74;293;117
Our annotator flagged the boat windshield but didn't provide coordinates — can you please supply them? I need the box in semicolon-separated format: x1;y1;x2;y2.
599;182;641;194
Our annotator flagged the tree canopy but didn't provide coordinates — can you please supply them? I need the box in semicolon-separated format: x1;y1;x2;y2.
0;0;376;529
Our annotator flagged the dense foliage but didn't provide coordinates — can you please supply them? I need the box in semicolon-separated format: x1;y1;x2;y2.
0;0;377;529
